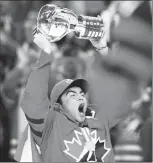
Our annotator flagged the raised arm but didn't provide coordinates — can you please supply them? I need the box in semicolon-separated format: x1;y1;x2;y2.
22;50;52;118
21;33;53;145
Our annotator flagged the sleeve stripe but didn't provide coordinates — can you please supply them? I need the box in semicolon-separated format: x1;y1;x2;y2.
30;126;42;137
32;27;37;36
25;114;44;124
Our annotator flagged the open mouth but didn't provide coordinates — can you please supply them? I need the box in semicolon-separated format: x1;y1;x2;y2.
78;103;84;113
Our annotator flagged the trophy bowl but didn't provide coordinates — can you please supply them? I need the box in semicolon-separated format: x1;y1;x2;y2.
36;4;78;42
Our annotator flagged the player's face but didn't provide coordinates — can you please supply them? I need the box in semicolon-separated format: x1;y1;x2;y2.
61;87;88;123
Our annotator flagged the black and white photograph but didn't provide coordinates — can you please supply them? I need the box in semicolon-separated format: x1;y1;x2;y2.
0;0;152;162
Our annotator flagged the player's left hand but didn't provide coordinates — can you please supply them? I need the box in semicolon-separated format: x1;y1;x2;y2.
90;35;109;56
89;13;109;56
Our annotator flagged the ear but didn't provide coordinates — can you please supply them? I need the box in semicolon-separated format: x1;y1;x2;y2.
53;103;62;112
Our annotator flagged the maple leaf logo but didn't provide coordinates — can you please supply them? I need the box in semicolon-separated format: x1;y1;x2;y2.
63;130;84;160
63;129;111;162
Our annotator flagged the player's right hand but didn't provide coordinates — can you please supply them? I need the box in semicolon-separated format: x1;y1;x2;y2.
33;28;52;54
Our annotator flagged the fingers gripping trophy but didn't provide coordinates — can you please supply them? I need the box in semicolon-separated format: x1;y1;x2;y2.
34;4;109;56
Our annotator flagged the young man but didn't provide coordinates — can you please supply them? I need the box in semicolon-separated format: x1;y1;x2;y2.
14;32;115;162
15;3;152;161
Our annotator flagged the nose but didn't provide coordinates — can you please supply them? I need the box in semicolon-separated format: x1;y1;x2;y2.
78;95;84;101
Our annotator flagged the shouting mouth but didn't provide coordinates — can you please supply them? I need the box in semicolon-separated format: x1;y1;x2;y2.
78;103;85;117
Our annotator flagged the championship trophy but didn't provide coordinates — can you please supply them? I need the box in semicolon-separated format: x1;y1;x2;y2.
34;4;105;43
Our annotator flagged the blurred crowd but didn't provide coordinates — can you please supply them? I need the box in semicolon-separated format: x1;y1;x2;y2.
0;1;152;162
